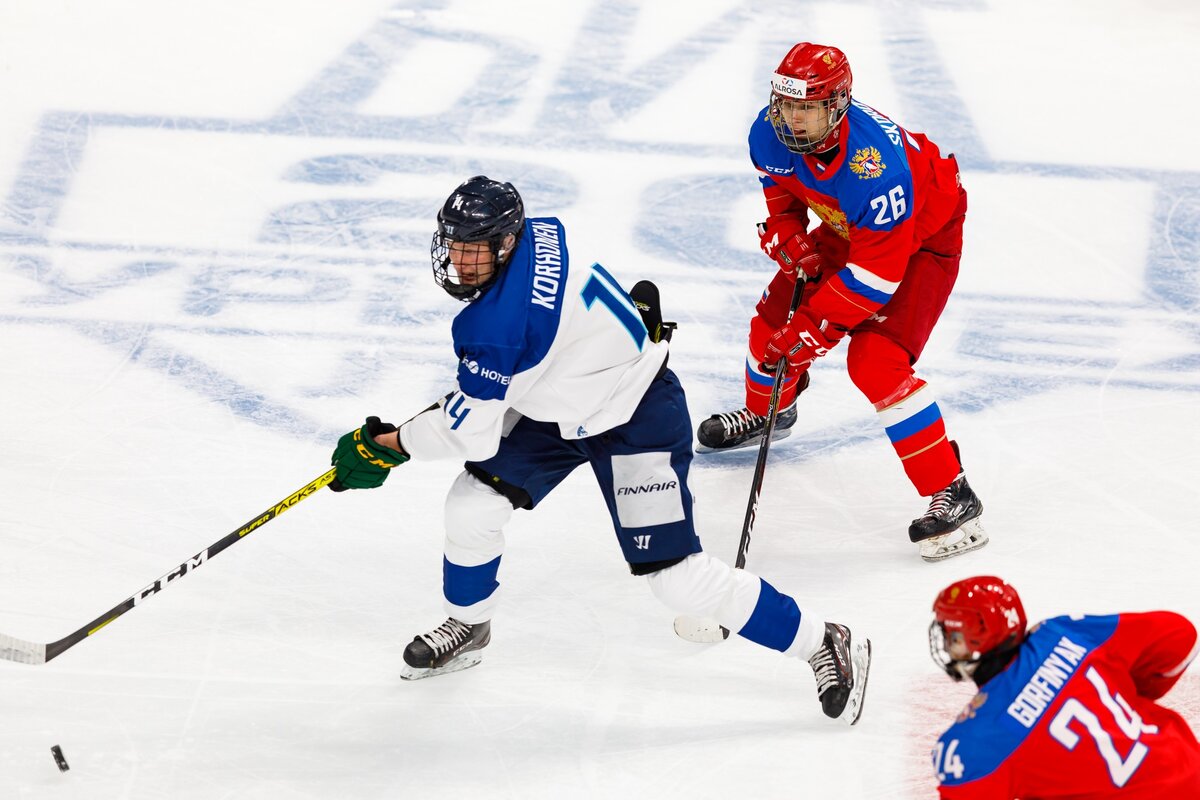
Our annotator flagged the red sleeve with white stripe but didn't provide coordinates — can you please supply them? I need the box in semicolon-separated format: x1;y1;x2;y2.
1111;611;1199;700
804;212;916;331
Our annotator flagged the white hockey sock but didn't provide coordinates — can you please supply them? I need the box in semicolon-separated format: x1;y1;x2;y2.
441;471;514;624
648;553;822;657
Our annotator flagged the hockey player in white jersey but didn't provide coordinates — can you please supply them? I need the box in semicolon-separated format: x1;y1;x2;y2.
328;176;871;725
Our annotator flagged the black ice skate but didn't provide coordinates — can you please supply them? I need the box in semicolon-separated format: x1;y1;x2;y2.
908;474;988;562
696;374;807;452
808;622;871;726
400;618;491;681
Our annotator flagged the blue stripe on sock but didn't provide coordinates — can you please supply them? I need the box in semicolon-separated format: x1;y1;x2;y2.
737;578;801;652
884;401;942;443
746;358;775;387
443;556;501;607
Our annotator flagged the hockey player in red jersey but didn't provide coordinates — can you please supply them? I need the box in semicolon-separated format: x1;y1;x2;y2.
929;575;1200;798
695;42;985;561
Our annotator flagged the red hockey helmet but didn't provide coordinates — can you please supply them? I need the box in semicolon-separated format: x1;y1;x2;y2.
929;576;1027;682
768;43;853;155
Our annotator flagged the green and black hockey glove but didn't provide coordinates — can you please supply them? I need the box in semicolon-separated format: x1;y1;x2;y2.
329;416;409;492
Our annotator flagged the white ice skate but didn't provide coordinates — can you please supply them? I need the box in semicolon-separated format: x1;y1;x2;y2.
918;517;989;562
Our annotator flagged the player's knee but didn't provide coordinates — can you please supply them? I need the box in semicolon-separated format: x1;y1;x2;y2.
754;271;800;329
846;332;913;401
443;471;515;538
645;558;698;611
645;553;758;629
747;314;776;362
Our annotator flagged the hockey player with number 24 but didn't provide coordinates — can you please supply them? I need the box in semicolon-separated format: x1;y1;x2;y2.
696;42;986;562
327;176;870;725
929;576;1200;798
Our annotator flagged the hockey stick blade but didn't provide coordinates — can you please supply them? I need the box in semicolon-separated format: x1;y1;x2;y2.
0;633;45;665
0;468;337;666
673;615;730;644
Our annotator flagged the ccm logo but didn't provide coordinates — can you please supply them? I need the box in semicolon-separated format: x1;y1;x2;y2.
134;551;209;605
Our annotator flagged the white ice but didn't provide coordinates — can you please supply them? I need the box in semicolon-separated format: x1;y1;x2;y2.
1;1;1198;797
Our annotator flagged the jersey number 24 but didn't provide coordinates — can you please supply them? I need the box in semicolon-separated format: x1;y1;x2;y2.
1049;666;1159;788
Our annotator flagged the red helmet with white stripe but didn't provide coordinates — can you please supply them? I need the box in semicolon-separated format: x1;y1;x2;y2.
769;43;853;155
930;576;1028;682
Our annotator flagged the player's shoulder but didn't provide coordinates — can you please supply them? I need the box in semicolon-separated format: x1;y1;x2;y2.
1066;610;1190;659
747;105;797;177
524;215;567;247
838;100;913;184
846;100;908;151
996;613;1117;698
1028;613;1120;652
452;216;569;353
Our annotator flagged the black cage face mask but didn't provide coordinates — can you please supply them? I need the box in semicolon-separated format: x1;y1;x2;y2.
430;233;506;302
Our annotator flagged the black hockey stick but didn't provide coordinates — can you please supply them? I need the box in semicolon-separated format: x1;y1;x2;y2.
675;276;806;643
0;468;338;665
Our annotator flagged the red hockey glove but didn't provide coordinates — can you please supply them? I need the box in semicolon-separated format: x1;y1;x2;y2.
758;216;822;280
763;309;840;373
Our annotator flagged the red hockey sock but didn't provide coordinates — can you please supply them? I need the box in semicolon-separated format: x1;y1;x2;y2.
874;377;961;495
847;334;960;496
745;313;803;416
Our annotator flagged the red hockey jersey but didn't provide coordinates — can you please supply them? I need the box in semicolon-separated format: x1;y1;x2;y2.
934;612;1200;798
749;99;962;333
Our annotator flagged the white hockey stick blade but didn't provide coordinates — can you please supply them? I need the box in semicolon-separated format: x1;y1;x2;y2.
400;651;483;681
0;633;47;665
918;518;989;563
841;636;872;726
673;615;730;644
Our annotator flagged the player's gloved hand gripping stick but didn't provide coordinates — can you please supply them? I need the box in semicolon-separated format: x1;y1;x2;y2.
674;257;806;644
0;469;338;665
758;215;822;280
329;416;409;491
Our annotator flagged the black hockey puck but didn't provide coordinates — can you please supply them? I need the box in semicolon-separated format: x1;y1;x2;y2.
51;745;69;772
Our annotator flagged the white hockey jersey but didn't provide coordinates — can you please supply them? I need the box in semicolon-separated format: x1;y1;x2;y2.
399;217;668;462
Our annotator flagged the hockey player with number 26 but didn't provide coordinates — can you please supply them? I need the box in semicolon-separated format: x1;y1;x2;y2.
929;576;1200;798
696;42;986;562
326;176;870;725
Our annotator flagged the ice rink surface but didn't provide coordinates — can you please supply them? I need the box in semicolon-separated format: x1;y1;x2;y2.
1;1;1198;797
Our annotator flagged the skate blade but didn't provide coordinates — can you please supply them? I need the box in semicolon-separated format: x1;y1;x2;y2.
400;652;483;681
695;428;792;455
673;614;730;643
919;518;989;563
842;637;872;727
